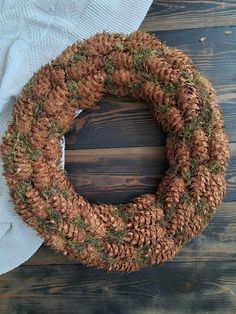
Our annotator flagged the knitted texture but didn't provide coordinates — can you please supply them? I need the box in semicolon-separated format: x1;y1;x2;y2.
1;32;229;272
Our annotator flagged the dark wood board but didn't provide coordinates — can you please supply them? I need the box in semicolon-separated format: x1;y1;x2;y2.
1;1;236;313
1;262;236;314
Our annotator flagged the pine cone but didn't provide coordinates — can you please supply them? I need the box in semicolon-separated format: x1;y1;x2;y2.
92;203;126;231
78;244;100;267
32;76;52;99
44;86;68;116
156;107;184;135
81;33;119;56
209;129;229;170
157;175;173;194
111;51;133;70
190;166;211;202
103;242;138;259
14;147;33;180
111;260;141;272
126;193;156;213
25;185;48;219
4;174;19;190
176;142;190;170
67;56;105;81
29;116;50;149
185;214;205;240
191;128;209;162
32;156;51;189
144;57;180;84
165;177;185;208
165;48;195;73
43;137;61;164
204;173;226;209
168;203;195;235
77;70;106;108
123;225;166;246
50;68;66;88
45;234;68;254
127;206;164;230
55;219;86;243
146;236;177;265
112;69;136;85
13;98;34;134
51;169;73;191
125;32;162;50
177;84;200;121
54;105;75;131
142;82;176;107
1;135;12;159
56;43;79;67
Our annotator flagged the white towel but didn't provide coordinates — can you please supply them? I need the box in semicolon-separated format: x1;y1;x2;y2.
0;0;152;275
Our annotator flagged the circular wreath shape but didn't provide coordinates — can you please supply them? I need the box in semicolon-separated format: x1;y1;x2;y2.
1;32;230;272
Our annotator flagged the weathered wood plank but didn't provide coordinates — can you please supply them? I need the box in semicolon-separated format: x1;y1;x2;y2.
64;143;236;203
65;99;236;150
1;261;236;313
140;0;236;31
24;202;236;265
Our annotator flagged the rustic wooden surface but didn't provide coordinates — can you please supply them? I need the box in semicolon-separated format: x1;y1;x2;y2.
1;1;236;313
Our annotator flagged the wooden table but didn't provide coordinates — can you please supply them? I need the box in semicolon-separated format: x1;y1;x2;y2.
1;1;236;313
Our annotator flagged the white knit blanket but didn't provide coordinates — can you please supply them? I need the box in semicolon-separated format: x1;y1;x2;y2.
0;0;152;275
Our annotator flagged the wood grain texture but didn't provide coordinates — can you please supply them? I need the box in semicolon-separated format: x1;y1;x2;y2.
1;262;236;314
141;0;236;31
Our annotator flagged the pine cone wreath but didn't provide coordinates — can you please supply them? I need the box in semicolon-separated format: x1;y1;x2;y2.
0;32;229;272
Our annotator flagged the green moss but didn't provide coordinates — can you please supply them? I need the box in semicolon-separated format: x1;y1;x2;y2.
208;160;221;173
133;48;158;71
182;70;201;85
99;252;115;265
60;189;71;198
182;170;192;185
198;105;214;137
23;78;34;96
14;182;29;202
70;215;86;229
183;121;198;144
164;207;176;222
104;60;115;75
47;207;61;220
180;192;191;204
162;82;177;95
127;82;140;90
112;206;130;223
104;60;115;85
155;103;170;114
48;121;61;137
41;187;57;200
68;80;78;99
204;208;215;226
68;240;83;253
195;200;206;216
113;43;125;51
33;99;44;119
136;245;148;266
25;147;41;161
34;217;52;232
190;157;200;169
85;234;101;248
70;50;86;63
106;230;126;243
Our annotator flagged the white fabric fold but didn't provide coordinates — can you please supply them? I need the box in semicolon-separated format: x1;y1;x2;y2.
0;0;152;275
